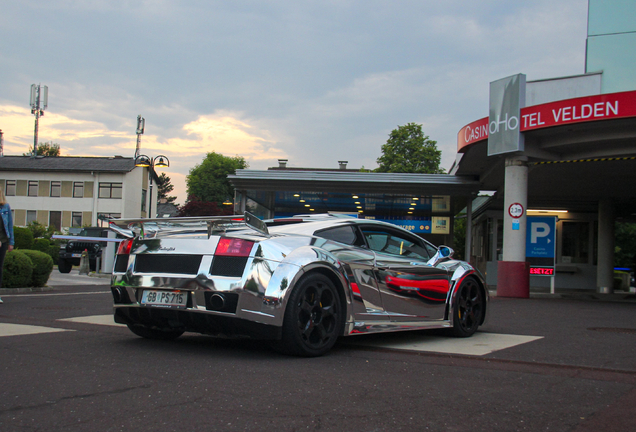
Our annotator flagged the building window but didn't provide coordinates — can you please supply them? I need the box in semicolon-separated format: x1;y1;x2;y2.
73;182;84;198
72;212;83;228
561;221;590;264
99;182;122;199
49;211;61;231
141;189;147;212
50;181;61;197
27;210;37;225
28;181;39;197
5;180;16;196
97;213;121;228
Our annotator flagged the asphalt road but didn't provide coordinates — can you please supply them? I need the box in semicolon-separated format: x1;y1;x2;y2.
1;277;635;431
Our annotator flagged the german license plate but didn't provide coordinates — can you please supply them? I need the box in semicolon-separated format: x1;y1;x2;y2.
141;290;187;307
71;253;82;258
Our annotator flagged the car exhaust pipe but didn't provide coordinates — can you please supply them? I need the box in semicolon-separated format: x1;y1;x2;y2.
112;287;123;303
209;293;226;311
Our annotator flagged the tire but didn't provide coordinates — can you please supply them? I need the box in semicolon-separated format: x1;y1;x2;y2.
451;277;485;338
58;259;73;274
127;324;184;341
275;273;343;357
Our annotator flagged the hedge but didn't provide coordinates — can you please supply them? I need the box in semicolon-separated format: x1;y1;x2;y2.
20;250;54;287
33;238;51;253
2;250;34;288
14;226;34;250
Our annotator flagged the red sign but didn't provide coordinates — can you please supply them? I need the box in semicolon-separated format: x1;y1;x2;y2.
508;203;524;218
530;267;554;276
457;89;636;152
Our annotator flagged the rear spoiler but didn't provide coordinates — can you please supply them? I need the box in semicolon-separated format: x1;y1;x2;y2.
109;211;270;239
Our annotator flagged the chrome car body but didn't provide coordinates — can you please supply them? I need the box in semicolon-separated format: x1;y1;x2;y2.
110;212;488;356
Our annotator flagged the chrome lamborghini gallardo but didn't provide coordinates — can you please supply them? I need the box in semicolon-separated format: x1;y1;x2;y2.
109;212;487;357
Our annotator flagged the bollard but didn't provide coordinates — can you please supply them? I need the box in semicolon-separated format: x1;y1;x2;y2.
78;249;90;275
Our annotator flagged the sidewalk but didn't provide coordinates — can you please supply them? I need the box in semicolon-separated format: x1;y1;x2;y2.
489;288;636;302
0;269;110;294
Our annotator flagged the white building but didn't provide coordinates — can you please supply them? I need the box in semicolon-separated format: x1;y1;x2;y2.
0;155;158;229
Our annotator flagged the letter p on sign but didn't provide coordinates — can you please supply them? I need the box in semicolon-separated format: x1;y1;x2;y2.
531;222;550;243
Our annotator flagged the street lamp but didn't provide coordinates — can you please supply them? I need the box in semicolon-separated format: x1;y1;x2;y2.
135;154;170;218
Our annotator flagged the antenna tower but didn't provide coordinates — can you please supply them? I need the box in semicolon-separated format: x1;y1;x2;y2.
30;84;48;157
134;115;145;158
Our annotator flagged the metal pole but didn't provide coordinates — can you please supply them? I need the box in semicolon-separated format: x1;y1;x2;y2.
148;169;154;218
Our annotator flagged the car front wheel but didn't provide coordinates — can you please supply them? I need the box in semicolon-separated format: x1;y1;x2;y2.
127;324;184;340
451;277;485;338
275;273;343;357
58;259;72;273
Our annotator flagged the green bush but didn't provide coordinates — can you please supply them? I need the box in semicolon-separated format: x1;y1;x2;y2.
2;250;34;288
33;238;51;252
13;226;34;250
26;221;48;239
20;250;54;287
48;243;61;263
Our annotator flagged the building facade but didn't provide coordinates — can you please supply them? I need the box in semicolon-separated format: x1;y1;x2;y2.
0;156;157;230
452;0;636;294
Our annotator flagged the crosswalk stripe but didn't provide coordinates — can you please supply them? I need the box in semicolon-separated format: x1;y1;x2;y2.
0;323;74;337
3;315;544;356
58;315;126;327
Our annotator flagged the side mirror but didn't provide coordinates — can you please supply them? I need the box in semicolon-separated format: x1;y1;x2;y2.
438;246;454;258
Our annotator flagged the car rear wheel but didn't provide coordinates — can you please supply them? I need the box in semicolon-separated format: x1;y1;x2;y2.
451;277;484;337
58;259;72;273
127;324;184;340
275;273;343;357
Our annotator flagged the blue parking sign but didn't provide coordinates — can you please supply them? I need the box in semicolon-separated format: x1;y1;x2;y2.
526;216;556;267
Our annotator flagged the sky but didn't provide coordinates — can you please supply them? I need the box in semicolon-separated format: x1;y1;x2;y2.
0;0;590;204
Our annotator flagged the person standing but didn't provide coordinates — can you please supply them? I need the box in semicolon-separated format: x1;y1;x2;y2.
0;189;15;303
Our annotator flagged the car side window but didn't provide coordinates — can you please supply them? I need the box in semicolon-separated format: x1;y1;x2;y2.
361;227;431;261
314;225;363;246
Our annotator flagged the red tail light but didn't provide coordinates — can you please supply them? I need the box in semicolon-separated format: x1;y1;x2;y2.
215;238;254;257
117;239;133;255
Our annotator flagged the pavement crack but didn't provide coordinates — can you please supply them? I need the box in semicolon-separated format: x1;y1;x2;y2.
0;384;153;414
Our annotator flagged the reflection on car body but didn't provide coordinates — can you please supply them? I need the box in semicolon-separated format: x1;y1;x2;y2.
109;212;488;357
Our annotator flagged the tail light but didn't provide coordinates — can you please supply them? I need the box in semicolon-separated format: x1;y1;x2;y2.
117;239;133;255
215;238;253;257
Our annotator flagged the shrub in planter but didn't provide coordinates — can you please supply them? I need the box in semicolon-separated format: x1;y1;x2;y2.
20;250;54;287
33;238;51;253
14;226;34;250
2;250;34;288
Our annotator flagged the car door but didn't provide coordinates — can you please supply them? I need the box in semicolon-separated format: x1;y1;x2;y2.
313;225;389;322
358;225;451;321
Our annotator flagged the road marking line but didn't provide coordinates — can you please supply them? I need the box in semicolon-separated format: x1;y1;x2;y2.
346;332;544;356
0;323;74;337
58;315;125;327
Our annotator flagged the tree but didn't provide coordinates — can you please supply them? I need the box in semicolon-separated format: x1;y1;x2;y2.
177;195;234;217
156;172;177;204
186;152;248;204
23;142;60;157
375;123;444;173
615;221;636;269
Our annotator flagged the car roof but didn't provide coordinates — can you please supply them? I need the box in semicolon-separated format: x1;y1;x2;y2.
266;215;411;236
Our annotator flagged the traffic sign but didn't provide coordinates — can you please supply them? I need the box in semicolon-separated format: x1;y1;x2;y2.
509;203;524;218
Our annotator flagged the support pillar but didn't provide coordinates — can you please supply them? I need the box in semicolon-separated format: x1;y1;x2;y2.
465;196;473;263
597;199;615;294
497;156;529;298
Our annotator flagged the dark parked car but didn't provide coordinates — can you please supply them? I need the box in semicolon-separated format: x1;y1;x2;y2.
109;213;488;357
58;227;109;273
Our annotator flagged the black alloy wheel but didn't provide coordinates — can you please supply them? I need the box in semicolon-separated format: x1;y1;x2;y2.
451;277;484;337
276;273;343;357
127;324;184;341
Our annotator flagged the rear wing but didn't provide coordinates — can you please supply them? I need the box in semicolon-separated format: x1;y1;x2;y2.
109;211;270;239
